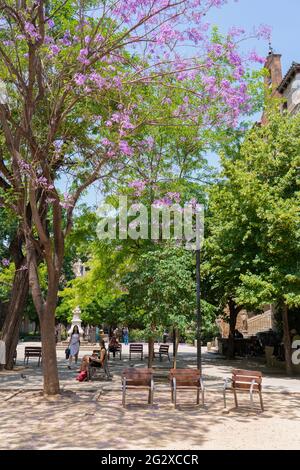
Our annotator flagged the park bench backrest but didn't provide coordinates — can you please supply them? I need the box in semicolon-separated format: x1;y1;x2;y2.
123;368;152;386
159;344;169;354
232;369;262;391
24;347;42;357
129;344;143;352
169;368;201;386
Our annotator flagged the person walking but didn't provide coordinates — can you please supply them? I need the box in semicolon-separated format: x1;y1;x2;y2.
68;325;80;369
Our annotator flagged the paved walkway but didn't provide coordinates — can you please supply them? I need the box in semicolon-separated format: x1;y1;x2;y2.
1;342;300;393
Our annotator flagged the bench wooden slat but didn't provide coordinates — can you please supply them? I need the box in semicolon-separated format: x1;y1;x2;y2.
233;376;262;384
233;369;262;377
233;383;260;390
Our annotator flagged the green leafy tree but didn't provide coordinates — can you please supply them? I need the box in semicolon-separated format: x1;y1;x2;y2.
206;111;300;370
122;245;217;366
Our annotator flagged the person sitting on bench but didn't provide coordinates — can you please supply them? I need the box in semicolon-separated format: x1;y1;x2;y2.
80;340;107;372
108;334;120;358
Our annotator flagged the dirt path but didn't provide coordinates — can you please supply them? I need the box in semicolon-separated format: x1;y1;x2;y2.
1;389;300;450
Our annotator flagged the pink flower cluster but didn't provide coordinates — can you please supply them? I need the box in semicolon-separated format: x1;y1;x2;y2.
128;180;147;196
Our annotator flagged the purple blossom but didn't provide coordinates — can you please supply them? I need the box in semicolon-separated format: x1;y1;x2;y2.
36;176;54;190
60;194;74;210
167;192;181;203
101;138;112;146
1;258;10;267
128;180;146;196
78;48;90;65
47;19;55;29
119;140;134;156
48;44;60;57
61;31;72;46
249;51;265;64
74;73;87;86
24;22;40;41
255;24;272;41
44;35;54;44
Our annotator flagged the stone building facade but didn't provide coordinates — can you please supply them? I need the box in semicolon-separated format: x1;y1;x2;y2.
263;51;300;121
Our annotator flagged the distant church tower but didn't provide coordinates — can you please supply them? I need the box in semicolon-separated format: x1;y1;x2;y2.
265;49;283;96
261;46;283;124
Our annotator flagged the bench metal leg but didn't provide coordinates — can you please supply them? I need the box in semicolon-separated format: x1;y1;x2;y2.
259;391;264;412
148;379;154;405
250;390;254;409
173;378;177;409
196;387;200;405
122;380;126;407
250;380;256;409
223;387;227;409
202;388;205;406
233;389;238;408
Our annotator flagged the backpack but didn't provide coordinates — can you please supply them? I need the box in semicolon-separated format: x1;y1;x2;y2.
76;370;87;382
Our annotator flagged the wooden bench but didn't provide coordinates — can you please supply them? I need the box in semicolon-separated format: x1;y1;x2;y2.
24;346;42;367
169;368;205;408
108;343;122;360
153;344;170;362
122;368;154;407
129;343;143;361
223;369;264;411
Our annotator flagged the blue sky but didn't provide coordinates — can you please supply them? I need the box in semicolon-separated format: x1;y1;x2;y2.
211;0;299;74
77;0;300;206
206;0;300;167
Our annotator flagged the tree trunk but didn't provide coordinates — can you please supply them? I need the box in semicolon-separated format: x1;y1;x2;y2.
148;337;154;368
40;308;60;395
2;266;29;369
227;299;239;359
172;327;179;369
282;304;293;376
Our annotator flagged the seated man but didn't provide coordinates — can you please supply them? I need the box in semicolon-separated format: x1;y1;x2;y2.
108;334;120;358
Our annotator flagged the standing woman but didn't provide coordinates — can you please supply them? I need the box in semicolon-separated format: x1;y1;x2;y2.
123;326;129;346
68;325;80;369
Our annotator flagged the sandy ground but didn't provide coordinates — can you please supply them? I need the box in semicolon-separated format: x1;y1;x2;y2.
1;388;300;450
1;343;300;450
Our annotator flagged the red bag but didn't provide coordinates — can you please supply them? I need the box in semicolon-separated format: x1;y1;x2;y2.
76;370;87;382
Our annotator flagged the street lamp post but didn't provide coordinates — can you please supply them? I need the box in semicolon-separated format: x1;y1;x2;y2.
196;248;201;373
